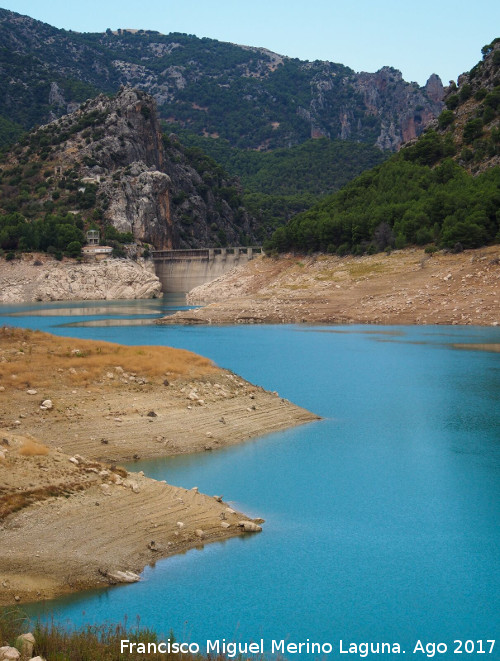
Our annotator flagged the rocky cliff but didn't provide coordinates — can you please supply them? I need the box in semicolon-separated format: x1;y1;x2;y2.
432;38;500;173
0;255;162;303
0;87;258;249
0;8;443;151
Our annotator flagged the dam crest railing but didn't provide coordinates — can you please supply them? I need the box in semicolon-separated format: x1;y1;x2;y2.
152;246;262;262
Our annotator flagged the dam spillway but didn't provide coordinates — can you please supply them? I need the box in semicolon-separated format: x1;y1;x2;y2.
152;246;262;293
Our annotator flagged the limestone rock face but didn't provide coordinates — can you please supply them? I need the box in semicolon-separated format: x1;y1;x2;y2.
106;163;172;248
11;86;257;250
425;74;445;103
350;67;444;150
0;256;162;303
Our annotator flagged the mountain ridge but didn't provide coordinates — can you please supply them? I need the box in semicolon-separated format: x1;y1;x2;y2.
0;8;443;151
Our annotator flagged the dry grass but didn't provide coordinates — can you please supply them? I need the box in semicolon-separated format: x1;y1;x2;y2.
0;609;236;661
19;438;49;456
0;327;216;389
0;483;86;519
347;261;387;279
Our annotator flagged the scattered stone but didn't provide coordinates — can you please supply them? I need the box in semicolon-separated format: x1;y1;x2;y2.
15;633;35;658
238;520;262;533
220;521;230;529
195;529;205;539
176;521;184;529
225;507;235;514
107;570;140;584
26;389;38;395
163;379;170;386
213;495;223;502
148;541;158;551
0;646;20;660
146;410;157;417
123;479;140;493
40;399;53;410
68;456;79;465
190;486;199;493
100;484;111;496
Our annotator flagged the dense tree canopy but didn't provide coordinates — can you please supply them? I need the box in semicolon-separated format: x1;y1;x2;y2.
264;155;500;254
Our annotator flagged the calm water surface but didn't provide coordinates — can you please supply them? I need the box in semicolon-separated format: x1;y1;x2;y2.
1;299;499;658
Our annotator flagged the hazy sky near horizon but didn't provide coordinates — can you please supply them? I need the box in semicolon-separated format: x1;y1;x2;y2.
1;0;499;86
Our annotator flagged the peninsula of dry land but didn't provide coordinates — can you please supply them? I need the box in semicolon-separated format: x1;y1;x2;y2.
0;328;317;605
158;247;500;327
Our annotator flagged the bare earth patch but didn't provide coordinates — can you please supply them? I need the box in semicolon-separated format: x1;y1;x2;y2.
159;247;500;327
0;329;318;605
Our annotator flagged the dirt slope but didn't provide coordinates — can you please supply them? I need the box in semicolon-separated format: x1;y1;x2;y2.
159;248;500;326
0;329;318;605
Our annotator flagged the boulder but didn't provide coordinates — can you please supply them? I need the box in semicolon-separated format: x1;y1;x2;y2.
15;633;35;658
0;647;20;661
107;570;140;584
238;520;262;533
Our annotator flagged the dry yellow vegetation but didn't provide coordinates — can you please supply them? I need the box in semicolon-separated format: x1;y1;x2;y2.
0;327;215;389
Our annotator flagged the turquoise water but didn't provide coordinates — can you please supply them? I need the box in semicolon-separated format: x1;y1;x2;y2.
1;300;499;658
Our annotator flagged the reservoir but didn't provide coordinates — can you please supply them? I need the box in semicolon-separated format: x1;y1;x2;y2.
1;299;499;657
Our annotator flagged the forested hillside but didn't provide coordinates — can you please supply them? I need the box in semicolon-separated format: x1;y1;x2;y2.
265;41;500;255
0;88;258;256
177;134;388;229
0;8;443;151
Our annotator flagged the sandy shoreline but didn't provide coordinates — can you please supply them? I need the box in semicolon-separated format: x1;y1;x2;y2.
158;247;500;327
0;329;318;605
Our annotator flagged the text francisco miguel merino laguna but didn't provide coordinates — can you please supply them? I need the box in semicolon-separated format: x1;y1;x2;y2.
121;637;495;656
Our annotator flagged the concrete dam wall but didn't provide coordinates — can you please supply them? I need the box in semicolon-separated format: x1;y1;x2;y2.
153;247;262;293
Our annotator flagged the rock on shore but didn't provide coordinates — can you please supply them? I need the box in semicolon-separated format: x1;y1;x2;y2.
0;255;162;303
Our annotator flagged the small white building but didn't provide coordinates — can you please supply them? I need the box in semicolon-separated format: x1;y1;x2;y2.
82;230;113;259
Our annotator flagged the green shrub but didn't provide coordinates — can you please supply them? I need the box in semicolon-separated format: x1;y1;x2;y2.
438;110;454;129
463;119;483;143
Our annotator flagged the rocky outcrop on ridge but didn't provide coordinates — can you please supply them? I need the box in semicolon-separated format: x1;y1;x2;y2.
1;87;258;249
0;8;443;151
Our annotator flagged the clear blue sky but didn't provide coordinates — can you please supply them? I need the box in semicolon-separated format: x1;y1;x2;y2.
1;0;499;86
